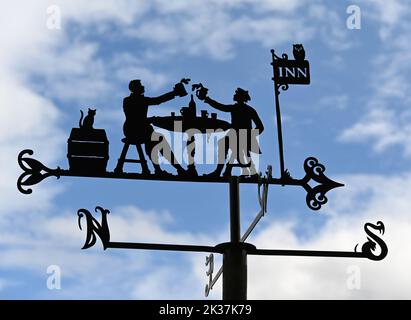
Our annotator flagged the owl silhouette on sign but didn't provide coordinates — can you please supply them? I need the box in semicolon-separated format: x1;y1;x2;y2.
293;44;305;61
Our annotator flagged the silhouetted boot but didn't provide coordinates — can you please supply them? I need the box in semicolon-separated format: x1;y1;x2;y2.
172;164;189;177
222;165;233;178
153;164;173;177
186;164;198;177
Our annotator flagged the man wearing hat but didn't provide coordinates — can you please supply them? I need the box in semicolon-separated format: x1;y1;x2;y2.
197;86;264;177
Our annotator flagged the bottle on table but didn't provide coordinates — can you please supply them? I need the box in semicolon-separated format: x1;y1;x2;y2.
188;94;197;117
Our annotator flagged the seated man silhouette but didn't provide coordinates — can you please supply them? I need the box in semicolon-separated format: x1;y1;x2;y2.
118;79;187;176
197;86;264;177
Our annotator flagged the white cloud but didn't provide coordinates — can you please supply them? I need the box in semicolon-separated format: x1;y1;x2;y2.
0;0;172;214
3;149;410;296
340;0;411;155
111;53;170;91
0;278;18;292
106;171;411;300
131;265;204;300
308;4;355;51
0;1;177;298
106;205;213;245
319;94;348;110
0;204;221;298
57;0;149;26
363;0;410;39
126;0;315;60
244;172;411;299
339;108;411;153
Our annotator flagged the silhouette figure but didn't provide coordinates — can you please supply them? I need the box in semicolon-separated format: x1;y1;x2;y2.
292;44;305;61
115;79;189;176
195;85;264;177
79;108;96;130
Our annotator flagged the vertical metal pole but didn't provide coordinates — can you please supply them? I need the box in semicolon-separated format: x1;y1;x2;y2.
274;84;285;178
222;176;247;300
229;176;240;243
271;50;286;178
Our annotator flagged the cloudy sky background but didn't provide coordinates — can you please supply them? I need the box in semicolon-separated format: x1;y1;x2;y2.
1;0;411;299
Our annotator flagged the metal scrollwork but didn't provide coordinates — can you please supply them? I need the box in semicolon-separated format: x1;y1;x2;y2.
77;206;111;250
205;254;214;297
301;157;344;211
271;50;289;94
258;165;272;214
17;149;61;194
278;83;289;92
271;49;289;61
355;221;388;261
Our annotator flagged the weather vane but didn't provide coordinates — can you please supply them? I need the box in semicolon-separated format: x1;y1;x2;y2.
17;45;387;300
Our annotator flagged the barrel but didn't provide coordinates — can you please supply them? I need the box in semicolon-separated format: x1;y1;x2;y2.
67;128;109;173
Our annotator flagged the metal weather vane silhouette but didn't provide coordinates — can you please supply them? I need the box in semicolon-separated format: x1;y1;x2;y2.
17;45;387;300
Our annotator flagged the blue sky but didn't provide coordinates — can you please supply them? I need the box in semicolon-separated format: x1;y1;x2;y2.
1;0;411;299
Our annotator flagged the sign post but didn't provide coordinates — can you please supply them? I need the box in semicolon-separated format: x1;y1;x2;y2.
271;48;310;179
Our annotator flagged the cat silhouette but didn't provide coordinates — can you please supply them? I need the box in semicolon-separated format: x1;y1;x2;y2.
79;108;96;130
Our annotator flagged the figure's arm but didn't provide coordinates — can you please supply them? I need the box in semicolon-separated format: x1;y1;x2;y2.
204;96;232;112
145;79;190;106
252;109;264;134
145;91;176;106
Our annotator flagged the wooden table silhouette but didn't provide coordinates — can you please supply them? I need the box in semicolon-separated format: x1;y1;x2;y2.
149;115;231;174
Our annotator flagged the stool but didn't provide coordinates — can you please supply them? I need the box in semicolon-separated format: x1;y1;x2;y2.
114;138;150;174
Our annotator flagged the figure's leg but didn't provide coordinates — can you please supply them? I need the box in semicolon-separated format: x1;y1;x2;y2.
239;151;259;176
222;146;235;177
248;157;257;176
207;135;229;177
186;133;198;176
161;139;186;175
240;150;251;176
145;138;164;174
148;132;186;175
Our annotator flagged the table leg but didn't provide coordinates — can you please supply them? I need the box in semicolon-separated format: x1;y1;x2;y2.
186;133;198;176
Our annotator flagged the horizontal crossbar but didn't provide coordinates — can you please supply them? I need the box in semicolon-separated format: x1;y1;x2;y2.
58;169;299;186
107;241;221;253
249;248;364;258
106;241;366;259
